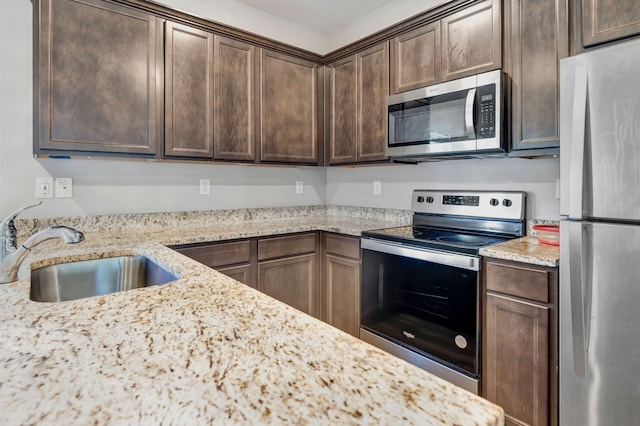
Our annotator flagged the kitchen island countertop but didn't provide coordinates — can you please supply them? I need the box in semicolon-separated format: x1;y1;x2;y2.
0;212;503;425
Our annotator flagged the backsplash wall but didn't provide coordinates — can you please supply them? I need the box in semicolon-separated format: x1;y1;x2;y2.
326;157;561;220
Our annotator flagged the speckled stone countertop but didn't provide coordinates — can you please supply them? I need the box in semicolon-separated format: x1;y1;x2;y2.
479;237;560;267
1;207;504;425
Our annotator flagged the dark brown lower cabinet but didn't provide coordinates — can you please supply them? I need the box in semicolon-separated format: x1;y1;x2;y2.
173;231;364;329
217;264;254;287
259;254;317;316
257;233;319;317
172;239;257;288
322;233;360;337
482;258;558;426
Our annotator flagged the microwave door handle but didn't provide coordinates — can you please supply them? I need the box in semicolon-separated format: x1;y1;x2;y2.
465;88;476;139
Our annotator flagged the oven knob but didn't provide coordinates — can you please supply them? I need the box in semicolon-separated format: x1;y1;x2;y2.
490;198;499;206
426;196;434;203
503;199;513;207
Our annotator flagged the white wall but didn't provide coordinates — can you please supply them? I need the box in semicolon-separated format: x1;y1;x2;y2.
327;157;561;220
0;0;325;219
156;0;329;53
155;0;449;54
328;0;448;53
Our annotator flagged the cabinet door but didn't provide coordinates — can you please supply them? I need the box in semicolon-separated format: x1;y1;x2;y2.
485;293;550;426
164;22;214;158
583;0;640;46
35;0;162;155
214;36;257;161
327;55;358;164
324;254;360;337
217;264;256;288
259;254;316;316
259;50;318;164
506;0;568;152
357;42;389;162
441;0;501;81
391;22;441;94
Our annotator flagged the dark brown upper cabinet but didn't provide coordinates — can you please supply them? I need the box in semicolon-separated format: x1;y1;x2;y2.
259;50;319;164
505;0;568;153
582;0;640;47
327;56;357;164
441;0;501;82
164;21;214;158
357;42;390;162
327;42;389;165
390;22;441;94
213;36;257;161
34;0;162;155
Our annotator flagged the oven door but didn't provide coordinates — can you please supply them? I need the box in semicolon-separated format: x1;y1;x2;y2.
360;238;480;385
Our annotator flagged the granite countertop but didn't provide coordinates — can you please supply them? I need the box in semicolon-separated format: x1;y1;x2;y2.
0;210;504;425
479;236;560;267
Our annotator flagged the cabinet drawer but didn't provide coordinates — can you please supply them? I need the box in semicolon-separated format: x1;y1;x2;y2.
325;234;360;259
176;240;252;267
258;233;316;260
486;261;550;303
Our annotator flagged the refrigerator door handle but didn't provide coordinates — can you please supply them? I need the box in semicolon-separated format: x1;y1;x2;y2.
568;64;588;220
569;221;589;377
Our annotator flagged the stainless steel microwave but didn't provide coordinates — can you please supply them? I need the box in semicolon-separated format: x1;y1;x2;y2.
385;70;507;160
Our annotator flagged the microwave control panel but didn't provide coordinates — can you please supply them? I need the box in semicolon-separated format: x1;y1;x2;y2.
477;84;496;139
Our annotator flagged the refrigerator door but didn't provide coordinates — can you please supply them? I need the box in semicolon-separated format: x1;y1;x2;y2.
560;220;640;426
560;38;640;222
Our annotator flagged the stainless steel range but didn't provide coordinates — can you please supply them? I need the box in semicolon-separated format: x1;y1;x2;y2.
360;190;526;393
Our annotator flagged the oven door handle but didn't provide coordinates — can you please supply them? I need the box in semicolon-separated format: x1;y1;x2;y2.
361;238;480;271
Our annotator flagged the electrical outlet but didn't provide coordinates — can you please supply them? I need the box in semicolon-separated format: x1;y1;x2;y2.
373;181;382;195
55;178;73;198
296;181;303;194
200;179;211;195
35;177;54;199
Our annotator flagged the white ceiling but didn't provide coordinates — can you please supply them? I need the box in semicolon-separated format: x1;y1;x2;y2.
237;0;409;33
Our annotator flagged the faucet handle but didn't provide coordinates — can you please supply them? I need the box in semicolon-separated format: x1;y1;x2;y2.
1;201;43;251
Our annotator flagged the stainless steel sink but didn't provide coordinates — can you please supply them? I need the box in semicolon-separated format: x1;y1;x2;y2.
30;256;177;302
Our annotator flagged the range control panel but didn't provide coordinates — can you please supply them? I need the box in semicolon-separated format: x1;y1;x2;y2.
411;190;526;220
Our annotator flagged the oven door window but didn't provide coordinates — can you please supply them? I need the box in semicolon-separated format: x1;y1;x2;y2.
361;248;479;376
388;89;473;147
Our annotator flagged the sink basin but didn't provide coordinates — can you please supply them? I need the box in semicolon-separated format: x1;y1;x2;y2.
30;256;177;302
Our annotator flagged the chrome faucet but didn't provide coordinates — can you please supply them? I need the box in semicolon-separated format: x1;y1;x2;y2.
0;202;84;284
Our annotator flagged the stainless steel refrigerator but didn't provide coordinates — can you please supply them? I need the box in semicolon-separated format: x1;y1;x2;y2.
560;37;640;425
